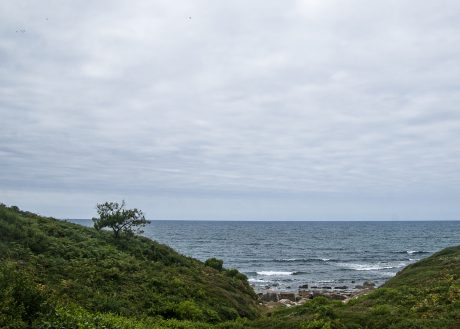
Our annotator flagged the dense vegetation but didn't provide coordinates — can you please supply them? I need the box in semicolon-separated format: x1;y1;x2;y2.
1;204;459;328
0;204;259;328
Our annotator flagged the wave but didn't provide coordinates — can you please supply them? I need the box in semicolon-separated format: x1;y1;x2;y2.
379;271;398;277
272;258;334;263
272;258;298;262
257;271;294;276
406;250;430;255
337;262;406;271
393;250;430;255
248;278;269;283
244;272;258;276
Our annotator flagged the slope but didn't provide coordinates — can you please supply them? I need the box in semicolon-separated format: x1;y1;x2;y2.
0;204;259;328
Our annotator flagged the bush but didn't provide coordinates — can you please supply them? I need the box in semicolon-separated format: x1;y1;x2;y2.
176;301;204;321
225;269;247;281
205;258;223;271
0;262;51;328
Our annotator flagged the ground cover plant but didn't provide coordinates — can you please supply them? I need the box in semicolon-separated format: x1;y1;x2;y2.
1;204;459;328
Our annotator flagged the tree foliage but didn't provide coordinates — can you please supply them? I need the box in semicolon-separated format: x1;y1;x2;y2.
92;201;150;238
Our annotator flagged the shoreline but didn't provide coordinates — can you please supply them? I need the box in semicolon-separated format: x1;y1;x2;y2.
256;280;377;307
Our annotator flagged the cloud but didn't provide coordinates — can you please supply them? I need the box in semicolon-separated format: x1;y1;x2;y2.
1;0;460;219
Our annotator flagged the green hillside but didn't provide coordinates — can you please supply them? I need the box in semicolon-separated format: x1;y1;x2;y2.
236;246;460;329
0;204;259;328
1;204;459;329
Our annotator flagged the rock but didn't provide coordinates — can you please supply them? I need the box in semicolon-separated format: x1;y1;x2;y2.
328;293;347;301
279;292;296;302
309;291;348;301
299;284;309;289
363;281;375;288
322;286;332;289
311;286;319;289
272;282;280;287
351;280;355;283
260;292;278;302
310;291;324;298
279;299;295;306
334;286;348;290
286;286;291;289
355;285;364;289
298;290;311;298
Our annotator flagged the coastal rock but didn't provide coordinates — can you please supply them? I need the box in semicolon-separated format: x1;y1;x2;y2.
334;286;348;290
279;292;296;302
309;291;348;301
298;290;311;298
310;291;325;298
299;284;309;289
260;292;278;302
279;299;295;307
328;293;347;301
363;281;375;288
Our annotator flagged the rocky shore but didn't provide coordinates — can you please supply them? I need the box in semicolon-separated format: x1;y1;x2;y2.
257;281;376;308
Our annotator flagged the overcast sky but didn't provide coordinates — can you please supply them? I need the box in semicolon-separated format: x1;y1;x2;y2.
1;0;460;220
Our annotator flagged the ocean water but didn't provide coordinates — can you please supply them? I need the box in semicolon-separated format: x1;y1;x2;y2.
71;219;460;292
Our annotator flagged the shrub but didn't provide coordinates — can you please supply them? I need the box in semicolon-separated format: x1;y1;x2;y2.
0;262;51;328
176;300;204;321
205;258;223;271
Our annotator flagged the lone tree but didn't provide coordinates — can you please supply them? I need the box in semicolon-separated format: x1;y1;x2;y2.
92;201;150;238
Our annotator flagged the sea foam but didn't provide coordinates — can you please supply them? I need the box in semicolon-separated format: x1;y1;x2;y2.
257;271;294;276
337;262;405;271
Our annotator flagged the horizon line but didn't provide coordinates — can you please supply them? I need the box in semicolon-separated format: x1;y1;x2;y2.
66;218;460;222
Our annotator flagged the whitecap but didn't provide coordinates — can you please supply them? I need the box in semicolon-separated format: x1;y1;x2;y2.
248;278;269;283
406;250;429;255
337;263;401;271
379;271;398;277
257;271;294;276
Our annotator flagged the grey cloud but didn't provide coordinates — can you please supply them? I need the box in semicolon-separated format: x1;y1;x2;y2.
1;0;460;219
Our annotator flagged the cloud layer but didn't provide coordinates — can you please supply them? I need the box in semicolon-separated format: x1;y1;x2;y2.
1;0;460;219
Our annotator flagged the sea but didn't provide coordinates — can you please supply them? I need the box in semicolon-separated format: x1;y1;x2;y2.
70;219;460;292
